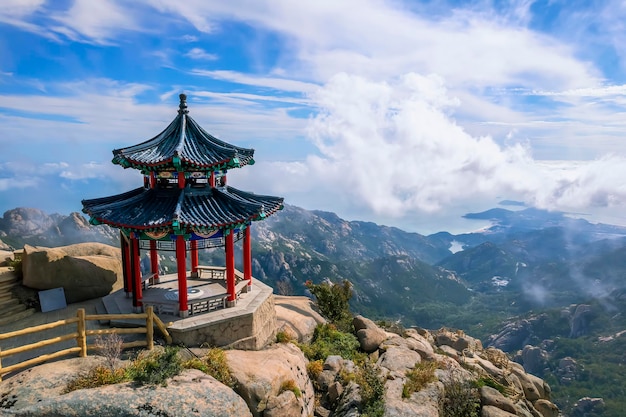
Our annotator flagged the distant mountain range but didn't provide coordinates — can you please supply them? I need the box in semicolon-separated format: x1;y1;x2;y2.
3;204;626;331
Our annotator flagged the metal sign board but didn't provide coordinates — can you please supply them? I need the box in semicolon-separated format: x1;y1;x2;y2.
39;287;67;313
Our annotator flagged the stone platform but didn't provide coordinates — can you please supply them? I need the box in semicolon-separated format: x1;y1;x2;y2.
101;276;277;350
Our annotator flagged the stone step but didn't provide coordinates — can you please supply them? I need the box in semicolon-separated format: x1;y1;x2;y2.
0;292;15;304
0;307;36;327
0;302;27;318
95;299;110;325
0;297;20;309
0;280;18;292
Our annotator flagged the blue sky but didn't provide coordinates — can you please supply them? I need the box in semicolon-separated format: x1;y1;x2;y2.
1;0;626;234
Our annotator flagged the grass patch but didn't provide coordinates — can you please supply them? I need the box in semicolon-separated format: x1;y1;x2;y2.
126;346;182;386
402;361;439;398
64;366;127;393
183;347;235;387
280;379;302;398
276;330;295;344
306;359;324;381
474;376;507;395
299;324;361;362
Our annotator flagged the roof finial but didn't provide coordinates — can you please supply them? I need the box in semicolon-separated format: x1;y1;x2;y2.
178;93;189;115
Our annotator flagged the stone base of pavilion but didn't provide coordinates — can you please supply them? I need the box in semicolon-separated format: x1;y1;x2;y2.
100;273;277;350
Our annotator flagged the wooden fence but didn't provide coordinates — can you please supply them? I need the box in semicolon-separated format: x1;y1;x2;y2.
0;306;172;381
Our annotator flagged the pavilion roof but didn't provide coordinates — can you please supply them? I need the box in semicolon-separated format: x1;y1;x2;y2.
81;185;283;234
111;94;255;172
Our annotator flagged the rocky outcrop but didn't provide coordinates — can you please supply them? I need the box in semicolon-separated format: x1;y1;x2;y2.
225;343;314;417
22;243;123;304
354;315;388;353
0;299;561;417
0;357;252;417
572;397;605;416
274;295;326;343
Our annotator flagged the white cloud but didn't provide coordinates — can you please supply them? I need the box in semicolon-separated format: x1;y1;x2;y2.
185;48;218;60
191;70;318;93
236;73;626;229
51;0;139;44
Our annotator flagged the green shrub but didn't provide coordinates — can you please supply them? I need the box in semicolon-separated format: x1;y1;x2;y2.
402;361;439;398
127;346;182;386
357;361;385;417
276;330;295;344
280;379;302;398
183;347;235;387
6;257;22;279
299;324;361;362
306;359;324;381
442;377;480;417
306;280;353;331
474;376;507;395
64;365;127;393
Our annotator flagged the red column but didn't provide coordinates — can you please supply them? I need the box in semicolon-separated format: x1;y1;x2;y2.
226;232;236;304
176;235;188;316
132;236;143;308
244;226;252;288
120;232;131;295
150;240;159;282
178;172;185;189
150;171;156;188
190;239;199;274
209;171;215;187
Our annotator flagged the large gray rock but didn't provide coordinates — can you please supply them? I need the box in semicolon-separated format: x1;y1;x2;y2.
0;358;251;417
481;405;517;417
480;386;517;415
521;345;548;376
377;346;421;373
534;399;559;417
354;315;387;353
22;243;123;303
226;343;314;417
274;295;326;343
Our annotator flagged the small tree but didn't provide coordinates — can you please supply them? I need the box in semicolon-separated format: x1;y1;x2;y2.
305;279;353;331
94;333;123;370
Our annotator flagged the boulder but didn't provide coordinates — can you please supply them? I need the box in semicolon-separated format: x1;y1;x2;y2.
481;405;517;417
533;399;559;417
435;329;482;352
226;343;314;417
480;386;517;415
377;346;421;373
356;328;387;353
274;295;326;343
22;243;123;303
353;315;379;331
384;377;442;417
572;397;605;416
264;390;301;417
521;345;548;376
511;366;548;402
0;357;252;417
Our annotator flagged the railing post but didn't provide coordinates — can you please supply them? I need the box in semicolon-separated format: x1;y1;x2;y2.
0;347;3;382
77;308;87;357
146;306;154;350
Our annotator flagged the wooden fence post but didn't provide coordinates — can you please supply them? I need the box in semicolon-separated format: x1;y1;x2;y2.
146;306;154;350
76;308;87;357
0;347;3;382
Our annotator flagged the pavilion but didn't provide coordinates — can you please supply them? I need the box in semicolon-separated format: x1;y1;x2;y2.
82;94;283;318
